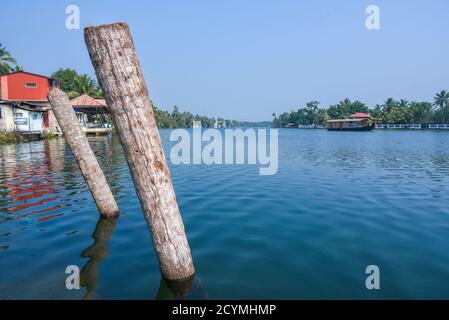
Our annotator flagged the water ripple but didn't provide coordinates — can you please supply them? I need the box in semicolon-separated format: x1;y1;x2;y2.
1;130;449;299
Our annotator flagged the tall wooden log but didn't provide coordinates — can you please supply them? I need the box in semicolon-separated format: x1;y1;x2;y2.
48;88;119;217
84;22;195;280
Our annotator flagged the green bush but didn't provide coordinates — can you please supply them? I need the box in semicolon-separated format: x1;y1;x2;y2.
42;132;59;140
0;132;25;144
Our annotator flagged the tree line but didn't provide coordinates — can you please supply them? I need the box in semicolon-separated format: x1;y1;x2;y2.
154;105;271;128
273;91;449;127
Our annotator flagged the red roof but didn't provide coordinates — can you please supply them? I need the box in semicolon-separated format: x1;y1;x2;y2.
95;99;106;106
70;94;106;108
0;70;54;81
349;112;371;118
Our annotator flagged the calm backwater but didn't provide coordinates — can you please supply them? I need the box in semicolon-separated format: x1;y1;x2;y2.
1;129;449;299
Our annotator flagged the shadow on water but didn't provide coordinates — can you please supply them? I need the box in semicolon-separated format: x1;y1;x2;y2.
156;276;207;300
79;215;207;300
80;216;117;300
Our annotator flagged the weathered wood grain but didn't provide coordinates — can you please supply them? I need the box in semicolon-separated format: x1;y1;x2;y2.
48;88;119;217
84;22;195;280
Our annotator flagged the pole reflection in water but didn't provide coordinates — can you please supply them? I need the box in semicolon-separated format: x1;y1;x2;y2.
79;214;207;300
156;276;207;300
80;216;117;300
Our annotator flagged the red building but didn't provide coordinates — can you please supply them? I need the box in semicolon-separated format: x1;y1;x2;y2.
0;71;109;135
0;71;58;102
0;71;62;133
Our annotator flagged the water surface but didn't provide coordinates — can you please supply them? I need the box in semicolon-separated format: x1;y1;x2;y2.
1;129;449;299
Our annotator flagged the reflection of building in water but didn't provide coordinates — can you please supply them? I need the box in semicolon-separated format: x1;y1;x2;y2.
84;134;124;196
45;138;66;173
0;139;66;221
86;134;113;170
80;217;117;300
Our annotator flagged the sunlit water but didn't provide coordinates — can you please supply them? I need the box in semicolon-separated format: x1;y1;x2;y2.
1;129;449;299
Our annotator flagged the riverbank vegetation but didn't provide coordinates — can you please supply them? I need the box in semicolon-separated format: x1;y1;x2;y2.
0;132;25;144
0;132;60;145
51;68;103;99
273;91;449;127
42;132;59;140
154;105;271;128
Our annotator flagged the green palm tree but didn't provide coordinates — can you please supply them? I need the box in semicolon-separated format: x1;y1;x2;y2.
73;74;102;98
396;99;409;123
382;98;398;123
383;98;397;113
433;90;449;110
0;43;17;75
398;99;409;110
433;90;449;123
371;104;383;122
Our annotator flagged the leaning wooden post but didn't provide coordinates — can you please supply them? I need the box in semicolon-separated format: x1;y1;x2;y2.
48;88;119;217
84;22;195;280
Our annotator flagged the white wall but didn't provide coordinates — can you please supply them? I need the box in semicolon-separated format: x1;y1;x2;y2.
0;105;15;132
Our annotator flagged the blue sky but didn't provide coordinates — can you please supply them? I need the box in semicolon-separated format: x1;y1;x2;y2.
1;0;448;120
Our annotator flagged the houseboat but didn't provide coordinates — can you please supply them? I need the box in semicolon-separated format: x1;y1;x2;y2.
326;113;375;131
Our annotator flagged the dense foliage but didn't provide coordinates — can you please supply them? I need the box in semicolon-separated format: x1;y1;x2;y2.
51;68;103;99
154;105;270;128
273;91;449;127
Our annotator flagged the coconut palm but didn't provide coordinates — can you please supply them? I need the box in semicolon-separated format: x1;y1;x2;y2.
395;99;410;123
370;104;383;122
410;101;432;125
433;90;449;110
0;43;17;75
433;90;449;123
381;98;398;123
398;99;409;110
73;74;103;98
382;98;397;113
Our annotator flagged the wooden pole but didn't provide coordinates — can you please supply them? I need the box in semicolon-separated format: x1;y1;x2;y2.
84;22;195;280
48;88;119;217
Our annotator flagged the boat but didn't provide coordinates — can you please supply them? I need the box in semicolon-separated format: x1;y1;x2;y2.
326;113;375;131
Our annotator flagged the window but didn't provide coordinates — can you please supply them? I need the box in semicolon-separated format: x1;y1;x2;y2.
25;83;37;88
